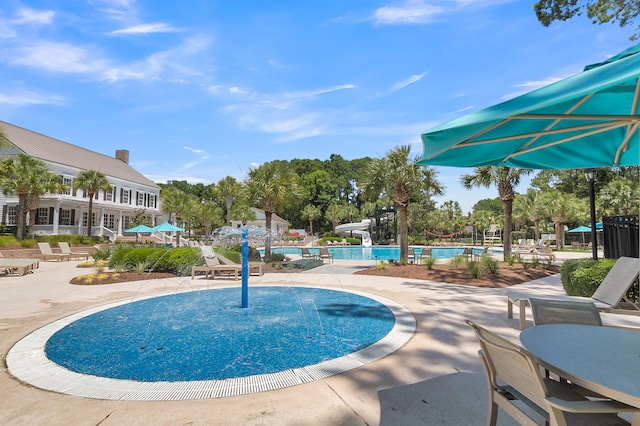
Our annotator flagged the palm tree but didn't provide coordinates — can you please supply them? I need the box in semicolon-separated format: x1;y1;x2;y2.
361;145;443;262
461;166;532;259
539;191;579;250
325;202;347;234
217;176;243;225
598;177;640;216
244;162;299;259
26;171;64;239
160;186;191;225
0;154;54;240
301;204;321;236
72;170;111;237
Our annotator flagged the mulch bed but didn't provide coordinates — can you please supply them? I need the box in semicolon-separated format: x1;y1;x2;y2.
354;263;561;288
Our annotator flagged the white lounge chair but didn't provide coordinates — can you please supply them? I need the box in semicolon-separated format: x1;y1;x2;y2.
215;250;264;276
507;256;640;329
191;246;241;280
37;242;70;262
58;242;91;261
319;247;333;263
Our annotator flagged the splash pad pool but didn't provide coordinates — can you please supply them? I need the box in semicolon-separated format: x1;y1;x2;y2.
7;285;415;400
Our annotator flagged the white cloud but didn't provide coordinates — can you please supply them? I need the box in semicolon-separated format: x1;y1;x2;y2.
181;146;209;169
13;8;55;25
10;42;109;74
285;84;356;98
183;146;205;154
389;73;426;93
374;1;443;25
8;34;212;83
111;23;179;35
372;0;512;25
0;89;65;106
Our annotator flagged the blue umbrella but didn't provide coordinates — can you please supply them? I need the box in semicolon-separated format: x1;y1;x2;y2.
124;224;153;233
568;225;591;233
419;43;640;169
150;222;184;232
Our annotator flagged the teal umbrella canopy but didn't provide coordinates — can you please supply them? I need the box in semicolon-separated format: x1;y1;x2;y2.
150;222;184;232
419;43;640;170
568;226;592;233
124;224;153;233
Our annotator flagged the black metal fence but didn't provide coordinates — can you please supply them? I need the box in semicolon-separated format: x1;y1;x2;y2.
603;215;639;259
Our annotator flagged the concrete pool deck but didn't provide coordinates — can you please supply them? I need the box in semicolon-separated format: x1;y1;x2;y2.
0;251;603;425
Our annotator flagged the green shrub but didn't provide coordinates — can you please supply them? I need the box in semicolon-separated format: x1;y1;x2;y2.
92;245;113;261
560;258;616;297
0;235;19;247
20;239;37;248
530;257;541;269
467;261;482;279
449;255;466;268
505;253;519;266
108;247;200;275
264;252;286;262
37;234;97;246
481;255;500;275
423;256;437;270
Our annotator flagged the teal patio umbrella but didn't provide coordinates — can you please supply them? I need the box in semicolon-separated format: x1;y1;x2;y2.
418;43;640;170
150;222;184;232
124;224;153;233
124;224;153;243
150;222;184;247
568;225;592;244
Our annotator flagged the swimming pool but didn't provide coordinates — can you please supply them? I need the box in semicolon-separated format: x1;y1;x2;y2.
267;246;492;261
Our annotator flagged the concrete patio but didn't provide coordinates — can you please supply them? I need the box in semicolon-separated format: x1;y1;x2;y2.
0;251;604;425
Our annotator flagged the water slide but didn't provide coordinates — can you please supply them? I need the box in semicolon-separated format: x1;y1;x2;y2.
335;220;373;247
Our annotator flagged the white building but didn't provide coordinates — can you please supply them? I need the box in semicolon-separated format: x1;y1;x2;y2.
0;121;162;241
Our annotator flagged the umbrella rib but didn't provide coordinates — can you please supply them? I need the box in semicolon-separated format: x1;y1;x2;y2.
615;122;638;165
631;78;640;115
506;94;594;155
451;120;622;147
501;122;631;162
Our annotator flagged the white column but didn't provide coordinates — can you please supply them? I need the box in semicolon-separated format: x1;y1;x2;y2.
52;199;61;234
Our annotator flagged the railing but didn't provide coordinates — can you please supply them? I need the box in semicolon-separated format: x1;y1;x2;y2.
603;215;639;259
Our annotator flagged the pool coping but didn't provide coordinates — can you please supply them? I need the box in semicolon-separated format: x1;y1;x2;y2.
6;286;416;401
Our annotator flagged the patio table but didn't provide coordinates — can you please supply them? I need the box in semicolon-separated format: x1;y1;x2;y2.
520;324;640;422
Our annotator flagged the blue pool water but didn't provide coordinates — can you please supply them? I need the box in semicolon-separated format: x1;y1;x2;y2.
267;246;489;261
45;286;395;382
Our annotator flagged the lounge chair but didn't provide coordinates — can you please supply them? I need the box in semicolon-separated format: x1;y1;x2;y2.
301;247;318;259
507;256;640;329
215;251;264;276
417;248;432;264
319;247;333;263
466;320;637;426
191;246;241;280
37;242;70;261
0;250;39;275
461;247;473;261
58;242;91;261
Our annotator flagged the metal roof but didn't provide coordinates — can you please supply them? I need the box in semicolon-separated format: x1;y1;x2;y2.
0;121;159;189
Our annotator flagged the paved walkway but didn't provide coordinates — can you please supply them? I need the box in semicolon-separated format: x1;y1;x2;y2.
0;251;606;425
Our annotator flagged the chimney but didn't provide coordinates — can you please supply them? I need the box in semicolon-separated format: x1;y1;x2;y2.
115;149;129;164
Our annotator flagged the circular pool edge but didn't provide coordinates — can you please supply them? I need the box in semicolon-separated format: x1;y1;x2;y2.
6;286;416;401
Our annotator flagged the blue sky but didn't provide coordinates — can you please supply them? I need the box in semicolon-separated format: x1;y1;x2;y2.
0;0;634;214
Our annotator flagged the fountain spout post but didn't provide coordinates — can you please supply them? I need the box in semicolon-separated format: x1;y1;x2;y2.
241;227;249;308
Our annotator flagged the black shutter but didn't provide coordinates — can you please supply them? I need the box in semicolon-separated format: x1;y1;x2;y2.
1;204;6;225
71;209;76;225
49;207;55;225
